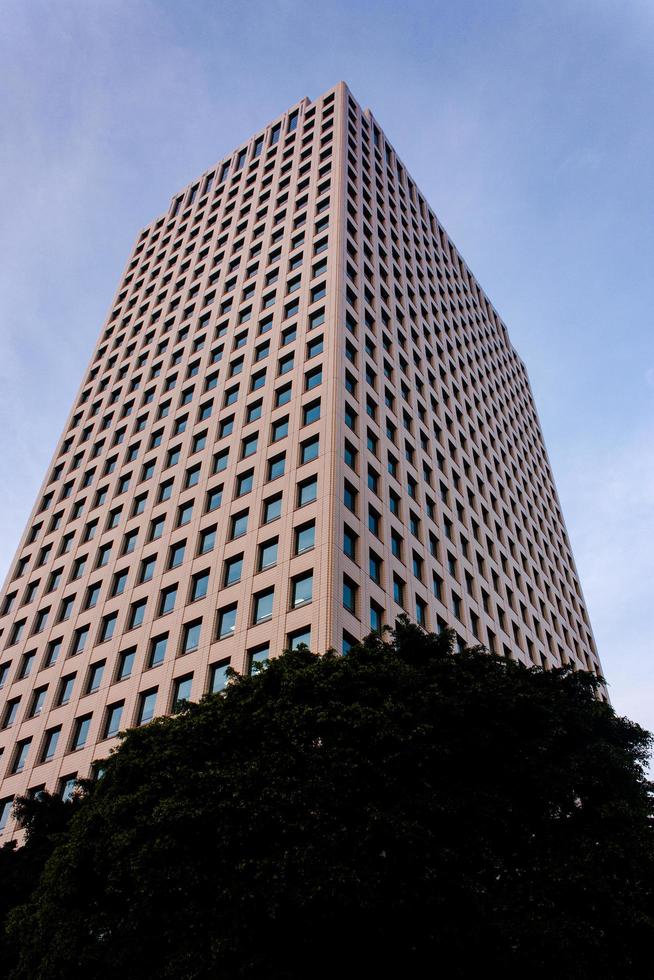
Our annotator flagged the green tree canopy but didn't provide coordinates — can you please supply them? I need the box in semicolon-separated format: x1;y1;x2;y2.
3;620;654;979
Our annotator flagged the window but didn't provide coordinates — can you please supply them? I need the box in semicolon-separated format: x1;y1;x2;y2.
1;699;20;730
302;399;320;425
58;777;78;802
344;440;357;470
29;687;47;718
217;604;237;639
99;613;118;643
236;469;254;496
228;510;247;540
139;555;156;584
370;600;384;632
343;525;358;560
177;501;194;526
56;674;75;706
297;476;317;507
199;525;217;555
271;417;289;442
300;435;319;464
305;366;322;390
167;540;186;570
252;587;274;623
159;586;177;616
343;575;358;614
38;725;60;762
149;515;165;541
18;651;36;679
185;464;201;489
85;661;105;694
291;571;313;608
147;634;168;669
263;493;282;523
137;690;157;726
123;529;138;555
191;570;210;601
117;648;136;680
181;619;202;654
71;716;91;751
103;703;124;740
71;625;89;656
209;659;231;692
294;521;315;554
343;481;357;514
214;449;229;473
172;675;193;710
0;798;14;832
288;627;311;651
241;433;258;458
12;738;32;773
306;335;323;359
275;383;292;407
248;643;269;674
369;551;382;584
267;454;286;480
393;575;405;607
127;598;146;629
206;485;223;511
223;554;243;587
255;535;278;570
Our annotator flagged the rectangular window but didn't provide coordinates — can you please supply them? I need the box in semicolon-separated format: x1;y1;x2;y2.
263;493;283;523
248;643;270;674
191;570;210;601
252;587;274;624
99;613;117;643
11;738;32;774
209;658;231;692
181;619;202;654
159;586;177;616
291;571;313;608
300;435;319;464
258;538;278;571
223;555;243;587
85;660;105;694
117;648;136;680
56;674;75;706
148;634;168;669
267;454;286;481
236;469;254;496
294;521;315;554
343;575;358;614
137;690;157;726
103;702;124;740
370;600;384;632
217;604;237;639
343;525;358;560
287;627;311;651
303;399;320;425
206;485;223;512
71;716;91;751
172;675;193;709
297;476;318;507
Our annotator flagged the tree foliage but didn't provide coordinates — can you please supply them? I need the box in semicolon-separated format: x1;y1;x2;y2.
3;620;653;979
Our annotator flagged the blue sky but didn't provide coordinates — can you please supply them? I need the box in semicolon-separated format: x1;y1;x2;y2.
1;0;652;733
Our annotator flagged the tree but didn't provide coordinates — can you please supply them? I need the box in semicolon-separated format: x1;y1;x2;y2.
4;620;654;979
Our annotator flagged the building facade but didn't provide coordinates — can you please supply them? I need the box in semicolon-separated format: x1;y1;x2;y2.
0;82;603;838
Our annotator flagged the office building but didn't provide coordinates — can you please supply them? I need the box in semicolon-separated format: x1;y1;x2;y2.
0;83;603;838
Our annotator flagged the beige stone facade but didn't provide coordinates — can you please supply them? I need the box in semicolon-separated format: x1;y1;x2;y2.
0;82;603;839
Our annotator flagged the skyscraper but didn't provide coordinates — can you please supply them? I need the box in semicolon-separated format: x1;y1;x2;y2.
0;82;603;839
